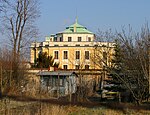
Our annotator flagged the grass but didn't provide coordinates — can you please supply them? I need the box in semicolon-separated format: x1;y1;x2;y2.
0;97;150;115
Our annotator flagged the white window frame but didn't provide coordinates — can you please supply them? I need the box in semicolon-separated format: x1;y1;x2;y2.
85;50;90;60
63;64;68;69
75;50;80;60
53;50;59;60
68;37;72;42
75;65;80;69
85;64;90;69
62;50;69;60
78;37;82;42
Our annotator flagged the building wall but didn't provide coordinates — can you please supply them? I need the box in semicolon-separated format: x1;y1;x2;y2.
42;46;95;69
30;42;114;69
30;46;42;64
30;48;35;63
62;33;94;42
30;22;114;69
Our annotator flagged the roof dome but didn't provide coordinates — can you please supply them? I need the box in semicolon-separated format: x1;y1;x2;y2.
63;19;93;34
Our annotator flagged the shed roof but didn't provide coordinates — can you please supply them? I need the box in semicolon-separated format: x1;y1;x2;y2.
38;71;78;76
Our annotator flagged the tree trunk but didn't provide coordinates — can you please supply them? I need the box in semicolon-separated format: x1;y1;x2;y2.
135;99;142;105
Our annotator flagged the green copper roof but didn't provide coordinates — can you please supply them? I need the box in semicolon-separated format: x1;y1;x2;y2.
62;19;93;34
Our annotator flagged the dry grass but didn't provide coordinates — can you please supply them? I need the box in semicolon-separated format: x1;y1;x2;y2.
66;106;123;115
0;98;150;115
50;105;68;115
0;100;68;115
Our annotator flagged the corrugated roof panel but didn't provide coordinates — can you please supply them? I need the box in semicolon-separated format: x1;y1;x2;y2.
38;71;77;76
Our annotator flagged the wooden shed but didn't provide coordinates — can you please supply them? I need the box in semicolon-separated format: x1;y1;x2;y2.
38;71;78;97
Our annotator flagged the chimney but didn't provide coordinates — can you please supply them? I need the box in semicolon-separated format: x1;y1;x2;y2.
74;24;76;32
74;17;78;32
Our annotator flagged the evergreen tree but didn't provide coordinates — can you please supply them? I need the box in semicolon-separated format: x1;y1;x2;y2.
35;52;59;68
104;40;126;100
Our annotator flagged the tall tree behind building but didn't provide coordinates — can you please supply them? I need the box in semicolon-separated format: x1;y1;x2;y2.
104;40;126;101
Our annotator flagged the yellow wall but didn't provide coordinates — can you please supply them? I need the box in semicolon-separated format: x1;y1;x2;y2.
41;46;94;69
30;42;114;69
30;31;114;69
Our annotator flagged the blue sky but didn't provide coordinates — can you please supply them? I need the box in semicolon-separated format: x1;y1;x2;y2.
37;0;150;40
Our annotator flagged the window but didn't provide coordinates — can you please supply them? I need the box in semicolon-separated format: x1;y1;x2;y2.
54;37;57;41
54;51;58;59
60;37;63;42
103;52;107;61
71;29;74;32
63;51;68;59
76;44;80;46
45;45;49;47
78;37;82;42
75;65;80;69
63;65;68;69
85;65;89;69
75;51;80;59
50;38;52;41
88;37;91;42
68;37;72;42
85;51;89;59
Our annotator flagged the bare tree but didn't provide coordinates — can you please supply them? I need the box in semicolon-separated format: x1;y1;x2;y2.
63;49;98;102
1;0;40;87
92;26;150;104
96;29;116;42
116;24;149;104
0;47;13;95
91;30;116;98
0;0;8;12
